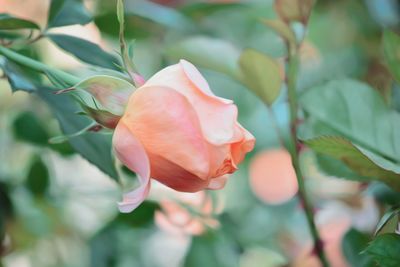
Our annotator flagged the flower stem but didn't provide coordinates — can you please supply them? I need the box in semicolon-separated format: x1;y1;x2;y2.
286;50;330;267
0;45;80;86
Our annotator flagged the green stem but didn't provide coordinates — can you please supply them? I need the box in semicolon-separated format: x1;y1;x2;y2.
286;50;330;267
0;45;80;86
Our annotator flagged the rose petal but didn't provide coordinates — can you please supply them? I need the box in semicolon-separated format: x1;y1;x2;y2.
113;121;151;213
143;61;239;145
123;85;210;180
207;175;229;190
179;59;232;104
147;153;210;192
231;123;256;165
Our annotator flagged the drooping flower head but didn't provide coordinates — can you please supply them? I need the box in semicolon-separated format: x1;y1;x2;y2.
113;60;255;212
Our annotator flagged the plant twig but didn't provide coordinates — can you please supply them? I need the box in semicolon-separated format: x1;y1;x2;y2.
0;45;80;86
286;46;330;267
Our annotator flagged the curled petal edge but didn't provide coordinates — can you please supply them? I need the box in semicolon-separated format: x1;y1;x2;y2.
207;175;229;190
180;59;233;105
113;121;151;213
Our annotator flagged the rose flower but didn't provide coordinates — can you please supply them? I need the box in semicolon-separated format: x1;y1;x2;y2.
113;60;255;212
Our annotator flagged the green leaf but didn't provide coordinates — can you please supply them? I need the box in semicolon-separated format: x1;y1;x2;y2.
0;30;22;40
375;209;400;236
316;153;369;181
364;234;400;267
26;157;50;197
368;182;400;206
47;34;119;70
0;182;13;245
1;60;37;92
342;229;374;267
94;13;158;39
239;49;282;106
184;232;239;267
305;136;400;190
262;19;297;45
383;30;400;84
180;2;243;18
13;112;49;146
47;0;92;28
11;104;74;156
299;79;400;171
116;201;159;227
0;183;13;220
0;13;40;30
125;0;195;31
166;36;241;78
274;0;315;24
37;87;119;180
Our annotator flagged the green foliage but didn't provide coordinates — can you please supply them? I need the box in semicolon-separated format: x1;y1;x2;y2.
262;19;297;45
26;157;49;197
13;112;49;146
125;0;195;31
342;229;374;267
383;30;400;84
0;13;40;30
368;182;400;206
12;111;74;155
184;232;240;267
116;201;159;227
71;75;134;115
305;136;400;190
301;79;400;190
316;153;369;181
166;36;240;78
47;0;92;28
374;208;400;236
37;87;119;180
364;234;400;267
47;34;119;70
239;49;282;106
274;0;315;24
1;60;37;92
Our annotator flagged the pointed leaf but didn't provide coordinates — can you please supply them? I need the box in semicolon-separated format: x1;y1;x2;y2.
37;87;119;180
47;34;119;70
375;209;400;236
239;49;282;106
300;79;400;170
305;136;400;190
1;60;37;92
0;13;40;30
262;19;296;45
342;229;374;267
47;0;92;28
364;234;400;267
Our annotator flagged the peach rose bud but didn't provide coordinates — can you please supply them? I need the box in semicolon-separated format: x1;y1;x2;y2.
113;60;255;213
249;149;298;205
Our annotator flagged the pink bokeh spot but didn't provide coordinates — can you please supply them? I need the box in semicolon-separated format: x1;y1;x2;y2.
249;149;298;205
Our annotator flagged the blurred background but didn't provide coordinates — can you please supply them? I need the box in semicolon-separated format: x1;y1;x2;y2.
0;0;400;266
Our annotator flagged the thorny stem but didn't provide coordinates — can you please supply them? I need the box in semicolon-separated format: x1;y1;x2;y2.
286;46;330;267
